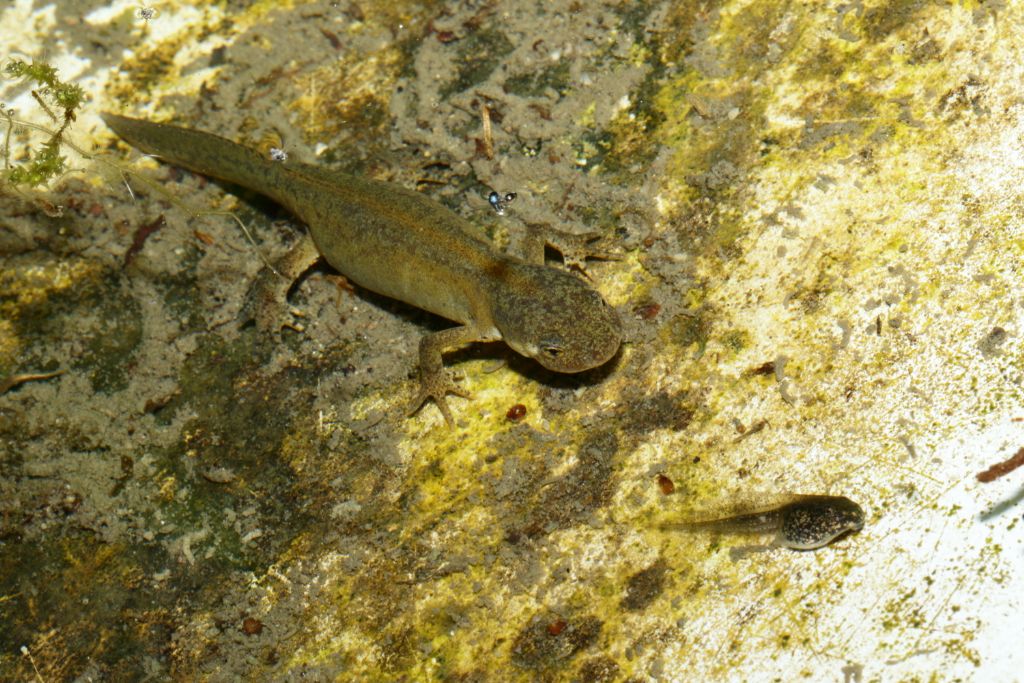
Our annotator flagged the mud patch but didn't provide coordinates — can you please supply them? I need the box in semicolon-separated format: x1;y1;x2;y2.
510;612;602;671
621;559;668;612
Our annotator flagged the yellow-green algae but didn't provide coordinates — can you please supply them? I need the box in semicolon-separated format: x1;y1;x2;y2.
3;0;1024;681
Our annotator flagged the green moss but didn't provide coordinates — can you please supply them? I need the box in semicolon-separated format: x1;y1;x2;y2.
504;60;573;98
612;2;657;44
439;28;514;99
596;64;668;178
76;291;144;394
140;332;328;571
510;613;603;671
620;560;667;611
106;32;193;101
572;128;610;172
0;533;175;681
0;258;144;393
158;333;260;425
665;306;714;356
719;328;749;352
149;242;206;333
859;0;933;43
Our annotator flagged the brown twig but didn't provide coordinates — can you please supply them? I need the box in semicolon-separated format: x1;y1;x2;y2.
124;214;166;266
976;447;1024;483
0;369;64;394
30;90;58;123
20;645;44;683
480;102;494;160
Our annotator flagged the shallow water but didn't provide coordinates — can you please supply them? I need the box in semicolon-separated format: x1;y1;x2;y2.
2;1;1023;680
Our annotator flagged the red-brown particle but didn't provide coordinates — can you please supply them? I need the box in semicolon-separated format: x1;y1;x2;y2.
506;404;527;422
656;474;675;495
748;361;776;376
547;619;567;636
634;302;661;320
319;27;342;50
529;103;552;121
325;273;356;295
242;618;263;635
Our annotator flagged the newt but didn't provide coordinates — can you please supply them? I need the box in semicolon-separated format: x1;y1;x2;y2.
101;113;622;427
662;495;865;551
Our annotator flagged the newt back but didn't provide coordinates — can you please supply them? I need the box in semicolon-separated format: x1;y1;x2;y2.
102;112;501;324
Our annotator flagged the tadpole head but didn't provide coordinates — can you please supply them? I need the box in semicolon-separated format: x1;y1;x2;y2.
779;496;865;551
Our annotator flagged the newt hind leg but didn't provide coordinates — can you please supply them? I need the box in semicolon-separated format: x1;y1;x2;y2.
513;221;621;273
242;233;321;334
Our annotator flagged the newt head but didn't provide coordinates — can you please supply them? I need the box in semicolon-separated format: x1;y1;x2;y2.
491;263;621;373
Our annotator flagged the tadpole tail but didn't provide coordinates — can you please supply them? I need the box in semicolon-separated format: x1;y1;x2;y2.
660;511;779;536
101;112;289;205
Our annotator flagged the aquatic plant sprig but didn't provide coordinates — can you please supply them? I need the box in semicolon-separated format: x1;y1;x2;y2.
1;58;279;273
3;58;86;127
2;109;67;188
1;111;280;275
2;57;86;187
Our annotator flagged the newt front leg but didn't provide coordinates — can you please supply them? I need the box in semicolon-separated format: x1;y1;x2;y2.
407;325;487;428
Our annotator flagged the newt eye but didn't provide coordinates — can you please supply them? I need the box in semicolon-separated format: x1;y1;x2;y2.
541;343;563;357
